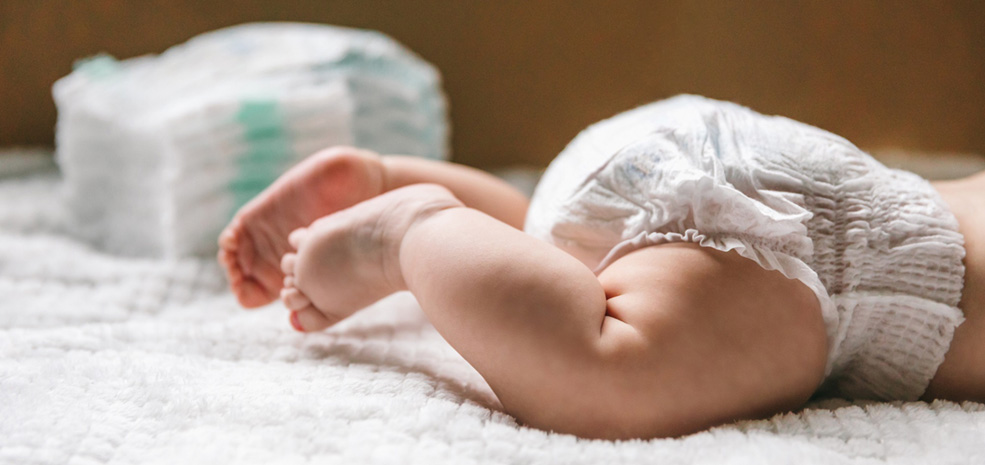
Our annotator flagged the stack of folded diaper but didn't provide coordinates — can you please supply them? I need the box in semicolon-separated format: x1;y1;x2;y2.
54;23;448;257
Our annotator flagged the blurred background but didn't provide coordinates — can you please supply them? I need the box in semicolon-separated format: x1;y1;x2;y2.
1;0;984;170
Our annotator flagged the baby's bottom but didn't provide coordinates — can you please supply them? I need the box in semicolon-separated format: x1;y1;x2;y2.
279;182;828;439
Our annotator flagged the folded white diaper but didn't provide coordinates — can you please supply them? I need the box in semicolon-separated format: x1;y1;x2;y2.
54;23;448;257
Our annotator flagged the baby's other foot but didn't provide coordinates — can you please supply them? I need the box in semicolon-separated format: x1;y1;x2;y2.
281;184;463;332
218;147;385;308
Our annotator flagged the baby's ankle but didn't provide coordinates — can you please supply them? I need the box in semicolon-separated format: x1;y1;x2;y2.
385;184;464;290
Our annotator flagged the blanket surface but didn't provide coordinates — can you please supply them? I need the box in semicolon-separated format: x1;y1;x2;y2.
2;158;985;464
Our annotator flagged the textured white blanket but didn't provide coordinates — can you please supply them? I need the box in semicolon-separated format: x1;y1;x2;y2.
3;163;985;464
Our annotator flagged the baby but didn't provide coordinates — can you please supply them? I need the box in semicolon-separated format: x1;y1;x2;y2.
218;95;985;439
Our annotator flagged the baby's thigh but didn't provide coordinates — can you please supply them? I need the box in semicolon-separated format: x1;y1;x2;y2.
596;243;828;433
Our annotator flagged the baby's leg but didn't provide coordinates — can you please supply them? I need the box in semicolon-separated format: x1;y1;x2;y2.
219;146;529;308
925;171;985;402
283;184;828;439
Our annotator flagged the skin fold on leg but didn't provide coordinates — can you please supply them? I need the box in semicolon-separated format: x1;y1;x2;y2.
390;189;829;439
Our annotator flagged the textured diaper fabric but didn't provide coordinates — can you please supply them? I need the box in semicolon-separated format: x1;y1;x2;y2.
54;23;448;258
527;95;966;401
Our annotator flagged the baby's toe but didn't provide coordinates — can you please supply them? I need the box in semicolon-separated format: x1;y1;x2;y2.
280;253;298;275
217;232;246;281
224;261;244;284
218;219;241;251
290;307;337;333
281;286;311;311
288;228;309;249
218;248;236;273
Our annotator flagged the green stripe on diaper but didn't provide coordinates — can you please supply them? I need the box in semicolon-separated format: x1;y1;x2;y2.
230;100;294;213
74;54;121;79
320;51;447;160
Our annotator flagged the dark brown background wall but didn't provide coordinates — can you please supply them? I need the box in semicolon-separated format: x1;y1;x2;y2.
1;1;983;169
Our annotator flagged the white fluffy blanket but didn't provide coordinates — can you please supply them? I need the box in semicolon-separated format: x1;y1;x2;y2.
3;165;985;465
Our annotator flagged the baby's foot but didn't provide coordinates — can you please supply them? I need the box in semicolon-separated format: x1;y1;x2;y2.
218;147;385;308
279;184;462;332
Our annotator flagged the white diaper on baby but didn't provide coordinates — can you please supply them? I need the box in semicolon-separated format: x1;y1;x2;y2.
54;23;448;257
527;95;966;400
